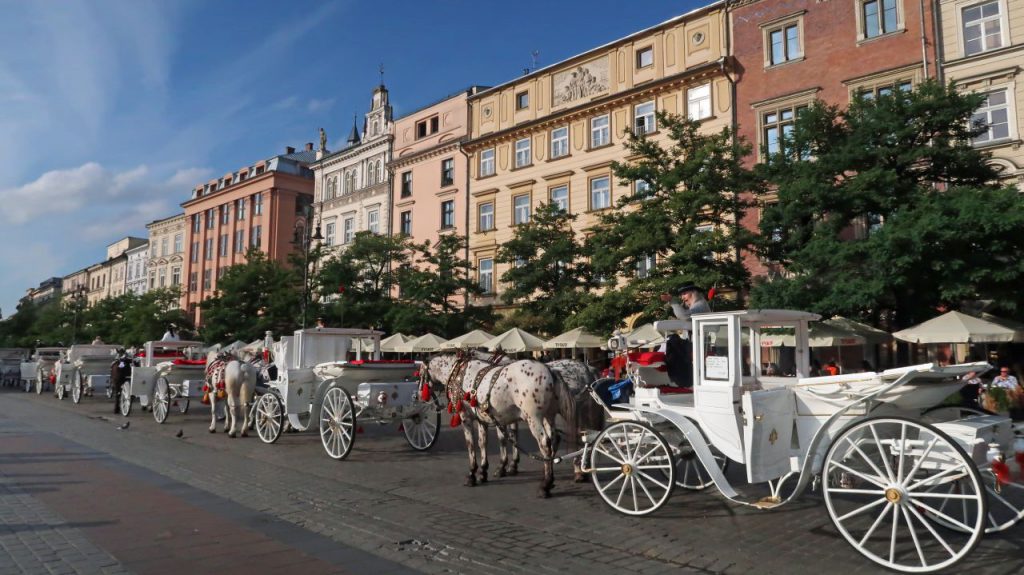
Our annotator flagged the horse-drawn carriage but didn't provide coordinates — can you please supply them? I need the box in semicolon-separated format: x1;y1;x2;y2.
253;328;440;460
122;340;207;422
0;348;29;388
20;347;64;394
53;344;120;403
573;310;1023;573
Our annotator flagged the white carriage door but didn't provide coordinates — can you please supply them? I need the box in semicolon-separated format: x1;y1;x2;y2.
741;388;796;483
694;318;745;463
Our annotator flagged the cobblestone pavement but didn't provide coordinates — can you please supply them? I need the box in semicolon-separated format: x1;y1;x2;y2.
0;388;1022;574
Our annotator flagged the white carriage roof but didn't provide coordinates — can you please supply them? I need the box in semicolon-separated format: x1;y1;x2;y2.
145;340;204;348
696;309;822;323
297;327;385;337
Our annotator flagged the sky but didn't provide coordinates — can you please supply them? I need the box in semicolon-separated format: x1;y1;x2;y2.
0;0;706;317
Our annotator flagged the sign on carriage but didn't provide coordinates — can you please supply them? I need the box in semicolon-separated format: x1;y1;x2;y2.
704;355;729;380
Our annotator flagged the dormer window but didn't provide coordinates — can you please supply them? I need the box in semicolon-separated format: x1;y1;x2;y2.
416;115;440;139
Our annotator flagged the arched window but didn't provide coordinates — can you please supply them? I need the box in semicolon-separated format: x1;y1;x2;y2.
375;161;382;184
367;164;374;186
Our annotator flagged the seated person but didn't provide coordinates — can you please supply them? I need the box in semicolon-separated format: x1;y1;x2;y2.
663;333;692;387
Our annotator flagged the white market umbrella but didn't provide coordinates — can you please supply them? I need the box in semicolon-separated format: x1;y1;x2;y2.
439;329;495;350
379;333;410;353
544;327;605;350
823;316;891;344
626;323;664;347
484;328;547;353
394;333;448;353
893;311;1022;344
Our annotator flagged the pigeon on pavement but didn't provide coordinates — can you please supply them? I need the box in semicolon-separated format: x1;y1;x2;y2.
175;429;184;438
117;422;130;430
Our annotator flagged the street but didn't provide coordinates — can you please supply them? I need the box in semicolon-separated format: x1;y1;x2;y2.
0;388;1021;575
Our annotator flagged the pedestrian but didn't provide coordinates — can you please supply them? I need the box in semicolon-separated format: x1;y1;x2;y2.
316;317;326;329
809;359;823;377
91;336;104;345
161;324;180;342
989;366;1020;390
824;361;840;376
659;284;710;329
959;370;983;408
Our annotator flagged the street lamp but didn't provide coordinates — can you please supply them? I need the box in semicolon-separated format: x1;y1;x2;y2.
68;285;87;344
294;206;323;329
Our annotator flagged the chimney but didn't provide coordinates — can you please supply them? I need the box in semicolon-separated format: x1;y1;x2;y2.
305;142;314;151
285;146;295;154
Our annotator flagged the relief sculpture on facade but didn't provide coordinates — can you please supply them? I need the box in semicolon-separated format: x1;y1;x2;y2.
552;57;609;106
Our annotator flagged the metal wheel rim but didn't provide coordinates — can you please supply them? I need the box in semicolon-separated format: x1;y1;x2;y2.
822;417;987;573
153;378;169;423
72;372;82;404
403;407;440;451
319;387;355;460
255;394;283;444
56;381;64;400
120;384;132;416
179;398;189;414
35;371;43;394
590;421;675;516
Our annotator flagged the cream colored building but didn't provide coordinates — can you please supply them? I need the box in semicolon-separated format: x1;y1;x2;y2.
940;0;1024;188
146;214;186;296
464;4;731;305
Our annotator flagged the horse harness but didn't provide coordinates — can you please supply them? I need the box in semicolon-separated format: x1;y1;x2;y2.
441;354;507;419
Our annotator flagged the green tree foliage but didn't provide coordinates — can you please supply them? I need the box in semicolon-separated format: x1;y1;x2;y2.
496;202;593;336
577;111;759;330
201;249;302;342
753;80;1024;328
314;232;411;330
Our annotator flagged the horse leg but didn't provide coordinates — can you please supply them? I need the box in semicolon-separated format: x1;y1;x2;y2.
494;425;509;478
525;416;555;498
476;419;489;484
462;419;478;487
509;422;520;476
227;393;238;438
208;391;217;433
240;381;253;437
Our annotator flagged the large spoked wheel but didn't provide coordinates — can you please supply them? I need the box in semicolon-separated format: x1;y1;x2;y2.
662;425;728;490
35;368;45;395
120;383;133;417
71;370;83;404
56;378;65;400
255;393;284;444
590;421;675;516
152;377;169;424
403;403;440;451
823;417;987;573
178;397;190;414
921;405;995;422
319;386;355;460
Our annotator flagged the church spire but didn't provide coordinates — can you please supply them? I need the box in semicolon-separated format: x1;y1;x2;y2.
346;114;361;145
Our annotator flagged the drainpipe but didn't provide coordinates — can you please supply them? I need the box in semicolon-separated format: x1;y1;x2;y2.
931;0;944;83
919;0;930;79
724;1;745;304
458;141;471;310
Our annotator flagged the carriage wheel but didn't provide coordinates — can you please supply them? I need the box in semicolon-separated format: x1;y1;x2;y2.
35;369;44;395
403;404;440;451
661;425;728;490
319;386;355;460
120;383;133;417
71;370;83;404
590;421;675;516
823;417;986;573
152;377;170;424
179;397;190;414
255;393;283;444
56;379;65;400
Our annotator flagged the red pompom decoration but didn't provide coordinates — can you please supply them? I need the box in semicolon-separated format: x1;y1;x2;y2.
1016;452;1024;480
707;287;716;300
463;391;471;401
992;459;1011;485
469;396;479;408
420;384;431;402
450;413;462;427
446;402;453;413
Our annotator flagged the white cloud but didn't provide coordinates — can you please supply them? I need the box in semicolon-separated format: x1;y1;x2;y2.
307;98;336;113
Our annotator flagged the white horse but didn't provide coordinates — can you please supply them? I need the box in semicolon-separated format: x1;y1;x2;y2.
205;350;259;437
423;352;576;498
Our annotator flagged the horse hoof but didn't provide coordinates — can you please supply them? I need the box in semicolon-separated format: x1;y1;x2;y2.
478;474;488;484
538;490;552;499
508;468;519;476
574;472;588;483
208;428;216;434
241;431;248;438
494;468;507;478
464;476;477;487
228;432;236;438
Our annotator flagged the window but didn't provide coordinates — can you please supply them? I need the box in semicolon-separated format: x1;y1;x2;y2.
203;269;211;290
634;101;655;135
636;254;656;278
219;234;228;257
973;89;1010;145
591;115;610;148
343;217;354;243
441;200;455;229
250;225;262;248
441;158;454;187
479;148;495;177
190;242;199;263
478;203;494;231
478;258;494;293
217;268;226;280
173;234;183;254
635;179;652;199
171;267;181;286
253;193;263;215
206;208;215;229
367;209;379;234
590;176;611;210
766;22;801;66
858;80;913;100
189;272;197;292
192;214;201;233
687;84;712;121
862;0;898;38
221;205;230;225
204;238;213;260
636;46;654;68
234;230;244;252
236;198;246;220
762;105;807;156
161;237;168;257
515;138;531;168
516;91;529;110
401;169;413;196
550;185;569;212
399;212;411;236
416;115;439;139
513;194;530;225
963;1;1003;56
320;222;334;246
551;126;569;159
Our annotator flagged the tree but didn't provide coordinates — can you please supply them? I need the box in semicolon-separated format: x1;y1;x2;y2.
313;232;411;330
495;202;593;336
576;111;759;331
753;80;1024;328
200;249;302;342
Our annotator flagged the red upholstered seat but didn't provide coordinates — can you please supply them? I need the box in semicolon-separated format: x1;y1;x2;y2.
657;386;693;394
171;358;206;366
628;351;666;366
347;359;416;365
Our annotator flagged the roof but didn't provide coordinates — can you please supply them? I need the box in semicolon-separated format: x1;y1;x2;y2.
280;149;317;164
394;85;491;121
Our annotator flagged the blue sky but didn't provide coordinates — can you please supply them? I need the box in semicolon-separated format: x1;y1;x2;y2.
0;0;706;316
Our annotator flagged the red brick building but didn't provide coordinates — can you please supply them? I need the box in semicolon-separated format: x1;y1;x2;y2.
730;0;939;276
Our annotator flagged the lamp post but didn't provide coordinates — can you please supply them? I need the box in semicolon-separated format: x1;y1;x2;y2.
294;206;323;329
68;285;87;344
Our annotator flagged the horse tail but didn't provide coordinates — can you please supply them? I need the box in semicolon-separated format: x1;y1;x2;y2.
549;365;578;450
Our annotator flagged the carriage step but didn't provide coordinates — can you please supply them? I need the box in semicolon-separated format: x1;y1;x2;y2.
751;496;782;510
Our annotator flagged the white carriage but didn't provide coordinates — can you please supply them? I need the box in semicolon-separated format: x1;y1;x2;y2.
253;328;440;460
122;340;207;422
0;348;29;388
53;344;121;403
20;347;65;394
579;310;1023;573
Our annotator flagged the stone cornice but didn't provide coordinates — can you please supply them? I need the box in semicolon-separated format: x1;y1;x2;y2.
312;136;393;171
389;138;466;170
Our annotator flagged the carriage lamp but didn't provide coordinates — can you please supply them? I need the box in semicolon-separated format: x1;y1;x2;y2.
68;285;88;344
294;209;324;330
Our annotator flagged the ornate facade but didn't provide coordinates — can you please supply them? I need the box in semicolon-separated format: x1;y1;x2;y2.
146;214;186;296
125;242;150;297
